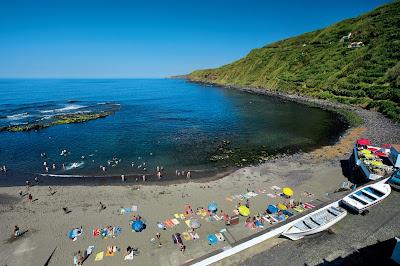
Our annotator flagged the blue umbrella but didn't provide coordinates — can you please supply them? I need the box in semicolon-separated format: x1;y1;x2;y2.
207;234;218;245
132;220;144;232
267;204;278;214
208;202;218;212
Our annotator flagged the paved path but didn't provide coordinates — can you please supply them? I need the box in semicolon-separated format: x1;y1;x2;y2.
239;191;400;266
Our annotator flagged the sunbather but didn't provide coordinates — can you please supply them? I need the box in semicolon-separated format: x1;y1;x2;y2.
14;225;20;237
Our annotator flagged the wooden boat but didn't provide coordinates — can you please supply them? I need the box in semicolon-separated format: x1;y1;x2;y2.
341;183;391;214
282;204;347;240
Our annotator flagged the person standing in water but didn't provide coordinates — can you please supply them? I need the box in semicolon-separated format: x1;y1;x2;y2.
186;171;191;179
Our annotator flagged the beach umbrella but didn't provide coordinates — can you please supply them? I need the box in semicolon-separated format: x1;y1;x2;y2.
267;204;278;214
364;154;375;159
282;187;294;197
208;202;218;212
190;220;201;229
207;234;218;245
361;149;372;155
357;138;371;146
132;220;144;232
371;161;384;166
238;205;250;217
277;203;287;210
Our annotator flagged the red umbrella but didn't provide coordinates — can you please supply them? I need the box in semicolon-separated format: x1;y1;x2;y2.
357;138;371;146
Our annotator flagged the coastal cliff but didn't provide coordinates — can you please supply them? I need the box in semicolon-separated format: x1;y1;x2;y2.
188;1;400;121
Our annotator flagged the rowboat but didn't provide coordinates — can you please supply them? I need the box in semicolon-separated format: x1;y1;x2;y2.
341;183;391;214
282;203;347;240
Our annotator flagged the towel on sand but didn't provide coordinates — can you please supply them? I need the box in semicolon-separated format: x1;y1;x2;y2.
94;252;104;261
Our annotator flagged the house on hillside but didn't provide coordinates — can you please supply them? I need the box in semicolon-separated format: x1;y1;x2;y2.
348;41;364;48
340;32;352;42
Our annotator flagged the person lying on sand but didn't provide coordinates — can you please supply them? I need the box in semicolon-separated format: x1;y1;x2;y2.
99;202;106;211
14;225;20;237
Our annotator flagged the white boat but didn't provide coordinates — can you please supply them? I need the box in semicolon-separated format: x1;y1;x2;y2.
341;183;391;214
282;204;347;240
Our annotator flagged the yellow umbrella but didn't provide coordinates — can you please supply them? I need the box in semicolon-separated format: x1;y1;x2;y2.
364;154;375;159
371;161;383;166
238;205;250;217
282;187;294;197
361;149;372;154
277;203;287;210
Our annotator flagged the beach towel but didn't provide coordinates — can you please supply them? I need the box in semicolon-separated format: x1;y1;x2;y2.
124;252;134;260
94;252;104;261
215;233;225;241
233;209;239;215
257;188;267;194
220;228;227;233
171;218;180;225
86;245;95;256
105;246;117;256
304;203;316;209
293;206;306;213
174;213;180;219
247;191;258;197
184;220;191;228
271;185;281;191
114;227;122;236
266;193;277;198
165;219;175;228
213;215;222;221
93;228;100;237
182;232;192;241
190;232;200;239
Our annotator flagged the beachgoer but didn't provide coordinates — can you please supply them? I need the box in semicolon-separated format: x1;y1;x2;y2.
245;199;250;208
28;193;32;202
45;167;49;172
179;243;186;254
186;171;191;179
157;166;160;172
135;177;138;182
156;232;162;246
175;170;178;176
43;161;47;166
26;180;30;187
102;166;106;172
157;221;166;230
63;207;70;214
121;174;125;182
99;201;106;211
14;225;20;237
142;175;146;182
157;171;162;180
52;163;56;169
34;177;39;184
2;165;6;172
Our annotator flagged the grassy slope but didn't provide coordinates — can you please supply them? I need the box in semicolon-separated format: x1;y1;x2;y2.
188;1;400;121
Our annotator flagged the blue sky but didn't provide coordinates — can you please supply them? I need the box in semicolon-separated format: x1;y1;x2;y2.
0;0;391;78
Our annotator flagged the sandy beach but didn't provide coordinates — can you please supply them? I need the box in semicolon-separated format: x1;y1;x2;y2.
0;98;399;266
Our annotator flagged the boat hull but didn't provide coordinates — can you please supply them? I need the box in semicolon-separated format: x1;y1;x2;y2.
282;205;347;241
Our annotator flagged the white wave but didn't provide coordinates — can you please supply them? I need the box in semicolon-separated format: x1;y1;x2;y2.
64;161;85;170
40;104;87;114
6;112;30;120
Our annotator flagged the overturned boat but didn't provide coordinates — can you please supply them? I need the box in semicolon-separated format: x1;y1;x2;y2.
341;183;391;214
282;203;347;240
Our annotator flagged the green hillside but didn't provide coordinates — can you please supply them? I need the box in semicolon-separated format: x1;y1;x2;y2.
188;1;400;121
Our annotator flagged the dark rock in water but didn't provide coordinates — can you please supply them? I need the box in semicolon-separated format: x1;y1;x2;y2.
0;110;119;133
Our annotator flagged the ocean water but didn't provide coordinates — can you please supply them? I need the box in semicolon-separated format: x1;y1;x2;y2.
0;79;347;185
